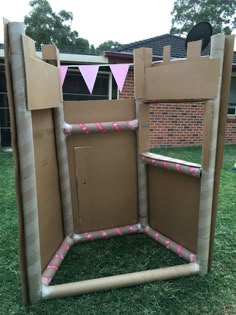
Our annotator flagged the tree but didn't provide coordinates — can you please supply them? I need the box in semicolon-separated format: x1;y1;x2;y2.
170;0;236;35
24;0;90;53
95;40;121;55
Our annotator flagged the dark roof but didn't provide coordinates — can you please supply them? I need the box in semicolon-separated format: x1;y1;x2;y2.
0;43;97;56
112;34;236;63
1;34;236;63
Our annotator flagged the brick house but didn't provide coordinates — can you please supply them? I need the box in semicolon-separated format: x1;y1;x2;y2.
104;34;236;147
0;34;235;147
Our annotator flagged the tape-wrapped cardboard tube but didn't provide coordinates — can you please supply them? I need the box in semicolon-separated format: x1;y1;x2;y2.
42;236;74;285
197;34;225;275
8;22;41;303
64;119;138;135
141;152;202;177
145;226;196;262
53;107;74;235
136;99;149;225
42;263;199;300
73;224;141;243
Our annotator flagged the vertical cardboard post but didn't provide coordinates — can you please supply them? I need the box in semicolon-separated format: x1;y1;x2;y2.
208;35;235;270
8;22;41;303
41;45;74;236
134;48;152;225
197;34;225;275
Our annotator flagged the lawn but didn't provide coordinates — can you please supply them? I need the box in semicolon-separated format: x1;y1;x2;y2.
0;145;235;315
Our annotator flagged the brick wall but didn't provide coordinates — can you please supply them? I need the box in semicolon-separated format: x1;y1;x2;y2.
225;116;236;144
120;69;236;147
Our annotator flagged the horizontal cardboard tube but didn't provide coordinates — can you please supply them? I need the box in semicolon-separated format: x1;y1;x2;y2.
141;152;201;177
64;119;138;135
145;226;197;262
42;263;199;300
73;224;141;243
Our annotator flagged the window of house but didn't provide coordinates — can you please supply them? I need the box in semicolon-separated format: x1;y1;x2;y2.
0;67;11;147
62;68;118;101
228;76;236;115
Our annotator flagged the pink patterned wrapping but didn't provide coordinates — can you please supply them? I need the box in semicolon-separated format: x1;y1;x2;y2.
144;226;197;262
73;224;141;243
63;119;138;135
141;152;201;178
41;236;74;285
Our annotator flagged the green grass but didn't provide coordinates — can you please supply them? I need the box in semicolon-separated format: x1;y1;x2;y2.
0;145;235;315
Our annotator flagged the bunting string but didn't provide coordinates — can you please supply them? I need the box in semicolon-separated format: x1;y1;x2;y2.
59;63;131;94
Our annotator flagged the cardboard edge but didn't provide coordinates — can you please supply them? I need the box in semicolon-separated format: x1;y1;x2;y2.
208;35;235;271
3;18;29;304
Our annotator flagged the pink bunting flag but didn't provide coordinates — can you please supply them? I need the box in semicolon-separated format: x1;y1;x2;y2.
60;66;68;86
78;65;99;94
110;64;129;93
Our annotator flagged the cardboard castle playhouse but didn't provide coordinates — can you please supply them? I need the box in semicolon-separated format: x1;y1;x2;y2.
4;20;234;304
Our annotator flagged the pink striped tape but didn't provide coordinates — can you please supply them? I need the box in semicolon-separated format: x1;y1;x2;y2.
47;264;59;270
99;230;109;238
128;225;138;233
189;253;196;262
54;253;64;260
162;161;168;168
64;123;72;135
175;164;182;173
60;244;70;250
85;232;94;240
42;275;52;285
177;245;183;257
95;122;106;132
190;167;196;176
113;227;123;235
127;119;138;130
165;239;171;249
152;159;158;166
79;123;89;134
111;121;121;131
155;232;160;241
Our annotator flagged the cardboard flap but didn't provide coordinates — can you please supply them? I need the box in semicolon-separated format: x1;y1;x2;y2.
144;41;221;102
22;34;62;110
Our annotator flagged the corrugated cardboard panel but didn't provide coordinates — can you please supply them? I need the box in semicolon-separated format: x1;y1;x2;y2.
134;48;152;99
64;99;135;123
148;167;201;253
32;109;63;271
22;35;61;110
145;57;220;102
67;132;138;233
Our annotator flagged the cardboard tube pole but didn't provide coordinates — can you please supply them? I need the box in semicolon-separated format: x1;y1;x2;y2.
145;226;196;262
64;119;138;135
42;236;74;285
8;22;41;303
197;34;225;275
136;100;148;225
53;108;74;235
73;224;141;243
42;263;199;300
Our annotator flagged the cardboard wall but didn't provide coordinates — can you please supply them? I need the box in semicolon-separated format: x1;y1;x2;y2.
32;109;64;270
148;167;201;253
64;100;139;233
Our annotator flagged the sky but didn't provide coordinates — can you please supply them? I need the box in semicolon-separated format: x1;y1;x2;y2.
0;0;175;47
1;0;235;49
